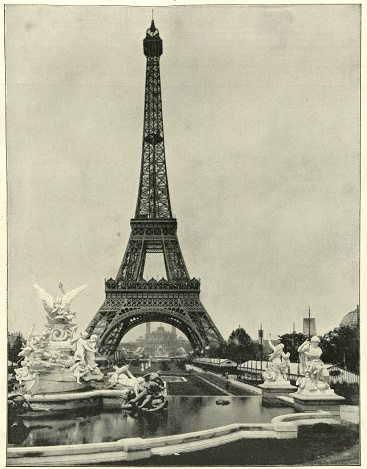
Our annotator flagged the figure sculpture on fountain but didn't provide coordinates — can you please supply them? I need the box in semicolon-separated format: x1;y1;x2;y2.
263;334;290;383
70;329;104;382
108;364;138;388
127;372;165;410
108;366;166;410
33;283;87;333
296;336;331;394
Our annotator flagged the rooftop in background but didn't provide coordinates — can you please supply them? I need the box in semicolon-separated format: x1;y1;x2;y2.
340;306;359;328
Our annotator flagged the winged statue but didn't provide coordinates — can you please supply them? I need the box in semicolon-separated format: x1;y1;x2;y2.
33;283;87;323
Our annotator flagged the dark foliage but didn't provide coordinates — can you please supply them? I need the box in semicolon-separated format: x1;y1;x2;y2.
176;360;187;371
226;327;255;363
320;326;359;373
158;360;170;371
8;334;25;365
277;332;307;362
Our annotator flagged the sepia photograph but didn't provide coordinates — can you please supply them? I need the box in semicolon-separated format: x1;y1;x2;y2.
5;2;361;466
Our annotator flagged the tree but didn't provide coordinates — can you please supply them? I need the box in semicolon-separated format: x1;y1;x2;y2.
206;342;222;358
8;333;25;365
277;332;307;362
226;328;255;363
320;326;359;373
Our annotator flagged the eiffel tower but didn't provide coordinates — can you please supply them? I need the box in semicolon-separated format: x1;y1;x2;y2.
87;20;224;355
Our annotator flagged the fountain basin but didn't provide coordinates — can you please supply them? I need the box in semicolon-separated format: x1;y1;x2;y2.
21;389;126;414
7;412;341;466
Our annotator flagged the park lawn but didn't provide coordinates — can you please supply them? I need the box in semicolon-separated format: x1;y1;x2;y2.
102;361;187;378
167;374;228;396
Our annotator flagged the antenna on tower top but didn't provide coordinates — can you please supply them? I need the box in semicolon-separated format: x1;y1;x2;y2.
149;10;156;33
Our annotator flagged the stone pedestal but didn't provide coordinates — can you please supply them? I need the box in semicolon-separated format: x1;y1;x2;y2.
290;391;345;414
259;381;297;402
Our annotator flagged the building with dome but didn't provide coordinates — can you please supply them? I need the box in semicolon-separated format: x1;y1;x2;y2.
340;305;359;329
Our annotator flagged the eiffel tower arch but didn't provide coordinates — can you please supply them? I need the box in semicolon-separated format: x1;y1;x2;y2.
87;20;224;356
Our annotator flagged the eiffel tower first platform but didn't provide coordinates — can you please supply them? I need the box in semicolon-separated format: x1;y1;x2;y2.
87;20;224;356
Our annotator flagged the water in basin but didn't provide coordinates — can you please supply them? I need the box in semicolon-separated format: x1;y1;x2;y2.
18;396;294;447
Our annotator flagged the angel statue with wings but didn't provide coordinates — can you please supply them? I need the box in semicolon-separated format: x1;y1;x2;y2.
33;283;87;324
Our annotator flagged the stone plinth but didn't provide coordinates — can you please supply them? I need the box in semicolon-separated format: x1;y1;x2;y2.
290;391;345;414
259;381;297;401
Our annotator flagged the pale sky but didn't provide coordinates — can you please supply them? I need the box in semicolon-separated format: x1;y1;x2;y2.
6;4;360;343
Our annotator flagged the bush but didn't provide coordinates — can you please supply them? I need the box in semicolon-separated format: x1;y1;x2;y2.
159;361;170;371
176;360;187;371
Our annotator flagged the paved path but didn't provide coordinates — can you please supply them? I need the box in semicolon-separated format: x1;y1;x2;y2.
340;405;360;430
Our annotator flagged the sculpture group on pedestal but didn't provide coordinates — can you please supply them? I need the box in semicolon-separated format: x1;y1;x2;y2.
257;326;345;412
296;336;332;395
263;334;290;383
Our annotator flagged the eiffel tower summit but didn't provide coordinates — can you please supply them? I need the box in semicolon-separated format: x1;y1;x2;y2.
87;20;224;355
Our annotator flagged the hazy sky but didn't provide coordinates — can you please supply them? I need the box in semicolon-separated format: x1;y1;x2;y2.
6;4;360;343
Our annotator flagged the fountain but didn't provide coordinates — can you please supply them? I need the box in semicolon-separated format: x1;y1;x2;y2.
10;283;109;412
8;291;346;466
16;284;103;389
10;282;170;416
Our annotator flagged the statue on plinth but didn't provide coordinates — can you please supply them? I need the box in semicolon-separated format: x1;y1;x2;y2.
296;336;331;393
263;334;290;383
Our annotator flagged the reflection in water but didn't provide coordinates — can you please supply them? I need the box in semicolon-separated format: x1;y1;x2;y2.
18;397;294;447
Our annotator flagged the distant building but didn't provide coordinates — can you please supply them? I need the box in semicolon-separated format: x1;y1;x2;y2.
136;323;192;357
340;306;359;329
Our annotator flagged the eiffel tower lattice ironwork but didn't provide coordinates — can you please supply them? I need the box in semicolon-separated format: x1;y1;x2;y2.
87;20;224;355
